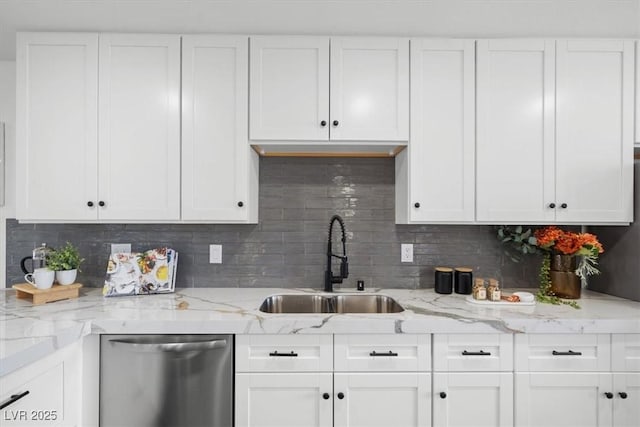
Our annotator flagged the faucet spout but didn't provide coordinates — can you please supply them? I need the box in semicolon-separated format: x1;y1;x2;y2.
325;215;349;292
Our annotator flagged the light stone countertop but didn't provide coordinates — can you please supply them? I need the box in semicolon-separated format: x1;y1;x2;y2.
1;287;639;376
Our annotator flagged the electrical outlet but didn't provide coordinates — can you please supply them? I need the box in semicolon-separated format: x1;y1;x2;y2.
401;244;413;263
209;244;222;264
111;243;131;254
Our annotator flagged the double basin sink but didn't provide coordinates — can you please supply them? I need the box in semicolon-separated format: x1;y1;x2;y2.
259;294;404;314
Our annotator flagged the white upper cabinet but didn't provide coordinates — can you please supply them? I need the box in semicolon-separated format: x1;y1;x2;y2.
396;39;475;224
330;37;409;141
555;40;634;223
182;35;258;222
16;33;99;221
476;39;556;223
249;36;409;142
249;36;329;141
477;39;634;224
98;34;181;221
636;41;639;146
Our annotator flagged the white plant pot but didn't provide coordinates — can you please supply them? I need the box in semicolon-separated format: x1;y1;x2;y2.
56;269;77;285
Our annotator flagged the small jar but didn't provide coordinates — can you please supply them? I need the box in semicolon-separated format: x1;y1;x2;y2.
472;278;486;300
487;278;501;301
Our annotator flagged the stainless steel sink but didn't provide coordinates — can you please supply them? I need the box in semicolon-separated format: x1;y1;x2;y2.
332;294;404;313
258;294;404;314
259;294;332;314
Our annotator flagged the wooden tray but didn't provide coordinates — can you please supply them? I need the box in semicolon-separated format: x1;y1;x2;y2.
12;283;83;305
465;295;535;307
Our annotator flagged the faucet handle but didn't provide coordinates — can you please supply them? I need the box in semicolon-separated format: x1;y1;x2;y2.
340;257;349;278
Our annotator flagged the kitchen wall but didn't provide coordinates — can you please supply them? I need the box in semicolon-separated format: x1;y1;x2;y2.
6;157;543;289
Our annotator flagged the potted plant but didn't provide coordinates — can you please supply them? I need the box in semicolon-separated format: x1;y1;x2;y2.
47;242;84;285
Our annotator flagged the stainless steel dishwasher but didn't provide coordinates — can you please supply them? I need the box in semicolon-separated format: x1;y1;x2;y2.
100;334;233;427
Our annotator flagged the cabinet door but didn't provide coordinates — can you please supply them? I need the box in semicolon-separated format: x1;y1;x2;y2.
16;32;98;221
406;39;475;222
636;41;640;147
182;35;258;222
249;36;329;141
333;372;431;427
235;373;332;427
515;372;612;427
476;39;556;223
330;37;409;141
613;373;640;427
98;34;181;221
556;40;634;223
433;372;513;427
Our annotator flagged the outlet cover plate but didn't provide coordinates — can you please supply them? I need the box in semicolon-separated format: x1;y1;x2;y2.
111;243;131;254
401;244;413;263
209;245;222;264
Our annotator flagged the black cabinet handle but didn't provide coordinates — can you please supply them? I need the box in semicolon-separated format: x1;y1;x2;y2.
560;203;568;209
552;350;582;356
619;392;628;399
337;392;345;400
370;350;399;357
605;392;614;399
98;201;105;207
414;202;420;208
87;201;94;207
320;120;327;127
439;392;447;399
333;120;339;127
0;391;30;410
268;351;298;357
462;350;491;356
322;393;330;400
548;203;556;208
237;201;244;207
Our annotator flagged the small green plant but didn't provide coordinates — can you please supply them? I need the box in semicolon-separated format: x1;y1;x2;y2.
47;242;84;272
496;225;538;262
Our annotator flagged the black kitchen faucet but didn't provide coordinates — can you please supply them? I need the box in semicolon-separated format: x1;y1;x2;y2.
324;214;349;292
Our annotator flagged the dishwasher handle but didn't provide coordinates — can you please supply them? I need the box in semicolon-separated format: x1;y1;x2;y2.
109;338;228;353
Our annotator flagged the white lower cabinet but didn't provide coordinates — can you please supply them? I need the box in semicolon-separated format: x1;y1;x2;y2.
334;373;431;427
613;373;640;427
433;334;514;427
0;343;81;427
235;372;333;427
433;372;513;427
235;334;431;427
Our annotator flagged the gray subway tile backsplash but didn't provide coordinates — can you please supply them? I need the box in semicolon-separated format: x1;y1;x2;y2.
5;157;541;290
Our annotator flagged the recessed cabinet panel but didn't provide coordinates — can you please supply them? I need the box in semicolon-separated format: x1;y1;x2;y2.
612;334;640;372
433;372;513;427
613;373;640;426
515;334;611;372
235;372;333;427
476;39;556;223
515;372;612;427
334;334;430;372
555;40;634;223
98;34;181;221
182;35;258;222
249;36;329;141
16;33;98;221
433;334;513;372
236;334;333;372
403;39;475;223
333;373;431;427
330;37;409;141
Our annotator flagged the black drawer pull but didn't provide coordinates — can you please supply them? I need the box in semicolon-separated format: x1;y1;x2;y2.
269;351;298;357
462;350;491;356
552;350;582;356
370;350;399;357
0;391;30;410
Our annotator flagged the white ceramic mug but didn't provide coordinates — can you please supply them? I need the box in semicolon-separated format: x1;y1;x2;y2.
25;268;55;289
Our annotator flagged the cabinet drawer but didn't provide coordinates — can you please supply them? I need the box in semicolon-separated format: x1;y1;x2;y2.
433;334;513;372
236;335;333;372
515;334;610;371
612;334;640;372
0;363;64;426
334;334;430;372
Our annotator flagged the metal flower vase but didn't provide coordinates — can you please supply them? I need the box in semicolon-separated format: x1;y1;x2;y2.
549;254;581;299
